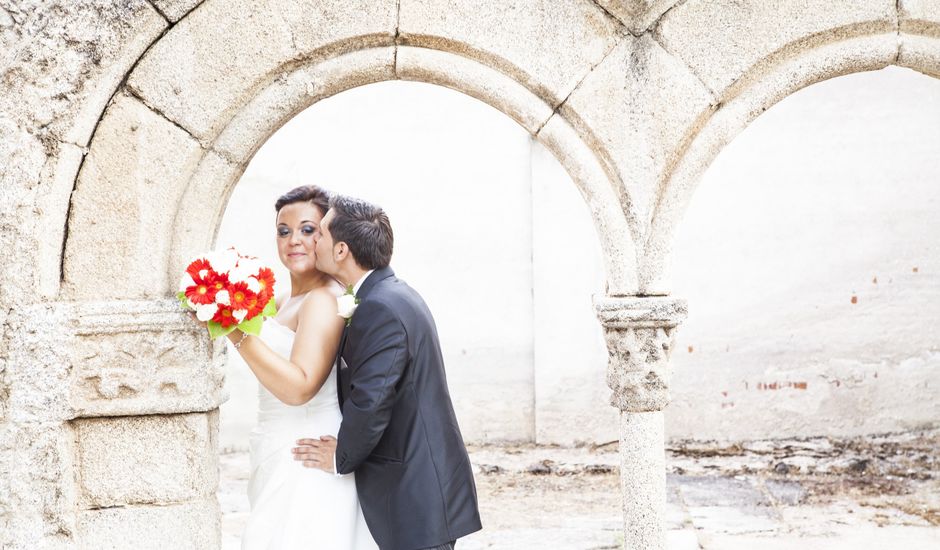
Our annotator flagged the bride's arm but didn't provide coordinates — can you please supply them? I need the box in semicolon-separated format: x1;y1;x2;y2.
229;287;344;406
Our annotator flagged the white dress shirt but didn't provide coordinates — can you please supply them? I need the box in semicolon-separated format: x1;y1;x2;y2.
352;269;375;295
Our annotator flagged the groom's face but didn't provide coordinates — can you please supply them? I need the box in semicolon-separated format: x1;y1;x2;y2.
314;208;339;276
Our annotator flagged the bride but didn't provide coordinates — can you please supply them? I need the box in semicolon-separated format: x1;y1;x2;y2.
211;185;377;549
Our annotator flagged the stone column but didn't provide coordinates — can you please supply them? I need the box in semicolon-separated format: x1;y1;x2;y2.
595;296;687;550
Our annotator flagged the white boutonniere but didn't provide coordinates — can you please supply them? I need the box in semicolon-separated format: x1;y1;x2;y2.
337;284;360;326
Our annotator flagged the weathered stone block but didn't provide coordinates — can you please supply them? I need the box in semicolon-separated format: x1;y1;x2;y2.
68;300;226;418
655;0;897;96
126;0;398;142
0;119;47;310
0;421;12;546
4;304;73;424
77;498;220;550
900;0;940;24
399;0;625;107
561;35;715;238
62;92;205;300
899;34;940;78
74;411;218;508
0;0;166;145
167;151;245;282
1;422;78;549
151;0;206;22
594;0;680;33
899;0;940;78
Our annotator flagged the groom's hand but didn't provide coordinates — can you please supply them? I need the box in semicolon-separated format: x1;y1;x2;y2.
292;436;337;473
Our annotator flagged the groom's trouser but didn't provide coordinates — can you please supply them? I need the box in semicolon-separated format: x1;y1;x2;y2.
419;542;455;550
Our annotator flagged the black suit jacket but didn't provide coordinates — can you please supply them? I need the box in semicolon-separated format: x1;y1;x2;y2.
335;267;482;550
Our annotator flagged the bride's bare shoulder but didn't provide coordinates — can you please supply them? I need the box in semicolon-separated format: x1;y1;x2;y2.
306;278;345;299
295;283;340;319
302;283;341;304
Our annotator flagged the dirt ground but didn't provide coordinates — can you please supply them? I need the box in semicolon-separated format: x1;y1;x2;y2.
220;429;940;549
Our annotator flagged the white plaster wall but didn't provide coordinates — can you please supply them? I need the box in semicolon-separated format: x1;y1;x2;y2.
668;66;940;440
217;81;593;449
531;143;612;445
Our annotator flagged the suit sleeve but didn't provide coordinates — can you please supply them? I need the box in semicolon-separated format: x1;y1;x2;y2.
335;300;408;474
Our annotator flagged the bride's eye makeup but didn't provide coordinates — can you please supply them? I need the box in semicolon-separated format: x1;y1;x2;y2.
276;225;316;238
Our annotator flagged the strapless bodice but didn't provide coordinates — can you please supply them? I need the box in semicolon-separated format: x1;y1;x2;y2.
255;319;340;422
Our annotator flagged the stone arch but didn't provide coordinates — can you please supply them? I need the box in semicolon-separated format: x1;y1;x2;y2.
39;1;646;548
638;0;940;294
60;0;638;303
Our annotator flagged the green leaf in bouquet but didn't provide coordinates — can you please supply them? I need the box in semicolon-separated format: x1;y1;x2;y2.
177;290;190;309
238;314;263;336
262;297;277;317
207;320;237;339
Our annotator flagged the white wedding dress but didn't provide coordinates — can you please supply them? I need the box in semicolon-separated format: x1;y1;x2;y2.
242;319;378;550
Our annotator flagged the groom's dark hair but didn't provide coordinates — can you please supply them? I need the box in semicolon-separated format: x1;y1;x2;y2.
328;195;393;270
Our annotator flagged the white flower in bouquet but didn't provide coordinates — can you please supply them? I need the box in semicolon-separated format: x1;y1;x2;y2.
245;277;262;294
206;248;239;274
194;302;219;322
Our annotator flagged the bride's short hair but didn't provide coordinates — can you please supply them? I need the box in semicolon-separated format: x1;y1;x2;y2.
274;185;331;215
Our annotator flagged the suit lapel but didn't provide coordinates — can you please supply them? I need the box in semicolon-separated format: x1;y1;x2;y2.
334;267;395;408
355;266;394;303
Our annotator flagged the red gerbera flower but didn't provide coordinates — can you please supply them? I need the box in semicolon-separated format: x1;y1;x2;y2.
243;294;265;320
212;305;238;327
255;267;275;302
206;271;229;294
186;258;212;279
185;276;215;305
227;281;256;312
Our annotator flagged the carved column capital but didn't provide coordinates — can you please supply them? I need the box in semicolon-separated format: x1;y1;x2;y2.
594;296;688;413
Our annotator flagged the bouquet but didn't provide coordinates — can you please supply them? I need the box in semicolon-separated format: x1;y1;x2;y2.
177;247;277;338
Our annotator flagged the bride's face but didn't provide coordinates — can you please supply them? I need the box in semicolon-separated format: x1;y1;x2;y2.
275;202;322;275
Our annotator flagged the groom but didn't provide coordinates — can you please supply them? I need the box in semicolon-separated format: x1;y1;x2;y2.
292;195;482;550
